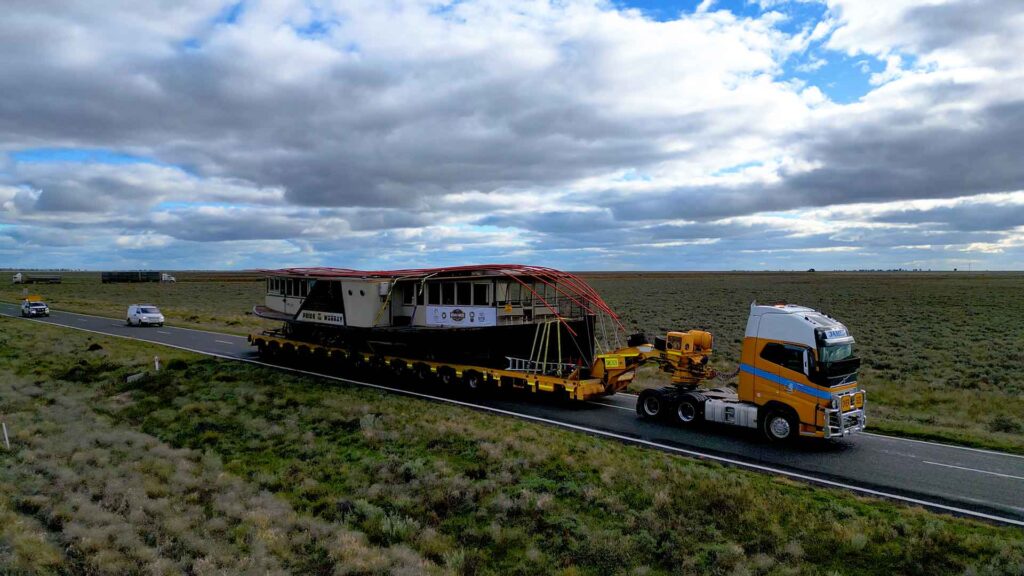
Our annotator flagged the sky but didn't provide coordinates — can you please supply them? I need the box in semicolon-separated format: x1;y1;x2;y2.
1;0;1023;271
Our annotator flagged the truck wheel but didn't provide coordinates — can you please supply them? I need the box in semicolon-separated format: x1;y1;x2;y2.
439;368;455;386
675;395;704;427
761;409;798;442
463;371;487;394
637;389;667;419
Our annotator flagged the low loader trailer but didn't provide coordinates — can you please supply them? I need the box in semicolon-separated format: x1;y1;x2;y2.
248;266;866;442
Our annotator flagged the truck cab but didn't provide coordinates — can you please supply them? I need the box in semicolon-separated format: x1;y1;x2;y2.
636;302;866;442
739;303;865;440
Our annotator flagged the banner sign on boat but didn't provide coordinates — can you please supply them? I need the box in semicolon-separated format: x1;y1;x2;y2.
298;310;346;326
426;306;496;327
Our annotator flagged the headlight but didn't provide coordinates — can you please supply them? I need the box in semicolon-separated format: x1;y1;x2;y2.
830;397;839;409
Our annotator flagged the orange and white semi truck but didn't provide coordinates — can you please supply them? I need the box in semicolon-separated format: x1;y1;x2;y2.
633;302;866;441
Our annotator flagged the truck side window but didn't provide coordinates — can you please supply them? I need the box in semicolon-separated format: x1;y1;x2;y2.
760;343;783;364
780;345;805;373
761;343;805;373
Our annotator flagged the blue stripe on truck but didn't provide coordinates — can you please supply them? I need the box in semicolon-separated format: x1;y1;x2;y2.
739;363;832;400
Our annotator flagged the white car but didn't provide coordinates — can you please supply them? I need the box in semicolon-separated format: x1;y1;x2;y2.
126;304;165;327
21;300;50;317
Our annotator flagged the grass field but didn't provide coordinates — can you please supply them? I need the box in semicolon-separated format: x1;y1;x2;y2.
1;319;1022;575
4;270;1023;453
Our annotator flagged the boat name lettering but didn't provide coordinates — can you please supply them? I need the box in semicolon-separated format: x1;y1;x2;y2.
300;310;346;326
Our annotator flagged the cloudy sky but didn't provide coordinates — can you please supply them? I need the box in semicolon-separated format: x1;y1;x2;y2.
2;0;1023;270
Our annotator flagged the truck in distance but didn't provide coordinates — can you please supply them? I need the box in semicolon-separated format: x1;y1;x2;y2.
12;272;62;284
102;271;163;283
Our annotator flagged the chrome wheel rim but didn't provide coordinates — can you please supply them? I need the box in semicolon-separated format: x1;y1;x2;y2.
642;396;661;416
769;416;791;439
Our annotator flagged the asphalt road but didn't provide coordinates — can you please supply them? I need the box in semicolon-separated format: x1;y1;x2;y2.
3;302;1023;527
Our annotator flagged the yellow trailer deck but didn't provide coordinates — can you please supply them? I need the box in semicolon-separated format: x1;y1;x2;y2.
249;332;640;401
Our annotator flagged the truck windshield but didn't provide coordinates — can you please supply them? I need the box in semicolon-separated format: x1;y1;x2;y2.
820;343;853;363
140;307;159;314
818;343;860;386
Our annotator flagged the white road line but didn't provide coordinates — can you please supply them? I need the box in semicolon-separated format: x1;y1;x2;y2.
77;318;87;322
3;311;1023;528
588;401;634;412
923;461;1024;481
863;432;1024;460
215;339;234;345
157;330;171;334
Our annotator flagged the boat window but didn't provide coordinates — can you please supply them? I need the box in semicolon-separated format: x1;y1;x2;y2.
473;284;489;306
442;282;455;305
286;279;295;296
428;283;440;305
508;282;520;304
299;280;308;297
521;282;535;305
495;283;508;304
416;284;424;305
402;285;413;305
456;283;471;305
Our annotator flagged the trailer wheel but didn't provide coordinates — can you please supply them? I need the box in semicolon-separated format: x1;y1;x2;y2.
439;368;455;386
761;408;798;442
675;394;705;427
463;371;490;394
637;389;667;419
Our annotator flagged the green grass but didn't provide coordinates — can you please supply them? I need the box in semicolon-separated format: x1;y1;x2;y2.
1;319;1023;575
585;272;1024;454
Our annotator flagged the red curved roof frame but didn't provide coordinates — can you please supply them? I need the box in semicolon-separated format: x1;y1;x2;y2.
263;264;625;334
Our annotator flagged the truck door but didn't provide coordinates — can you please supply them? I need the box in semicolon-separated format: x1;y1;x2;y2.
754;341;785;403
775;344;818;427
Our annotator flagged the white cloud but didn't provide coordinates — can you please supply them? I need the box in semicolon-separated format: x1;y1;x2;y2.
0;0;1022;270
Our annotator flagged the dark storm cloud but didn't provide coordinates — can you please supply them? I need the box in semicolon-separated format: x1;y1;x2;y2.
902;0;1024;64
609;96;1024;222
870;202;1024;232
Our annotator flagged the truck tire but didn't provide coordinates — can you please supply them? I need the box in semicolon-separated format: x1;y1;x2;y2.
463;371;487;394
675;393;705;427
761;408;798;442
636;389;667;419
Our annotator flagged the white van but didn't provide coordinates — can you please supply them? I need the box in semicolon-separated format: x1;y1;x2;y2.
126;304;165;327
